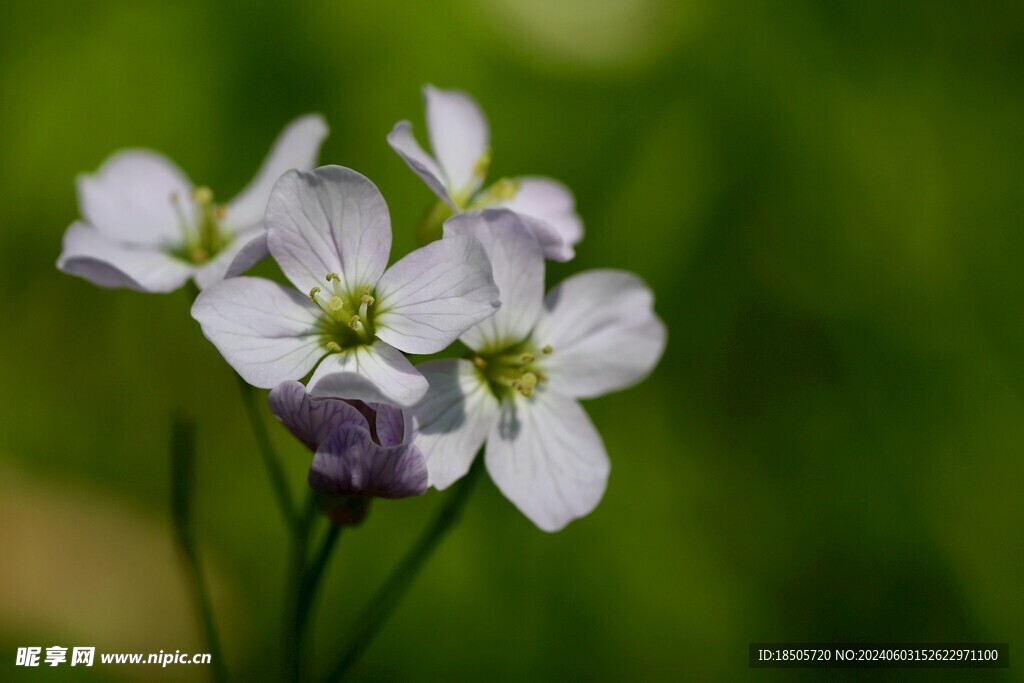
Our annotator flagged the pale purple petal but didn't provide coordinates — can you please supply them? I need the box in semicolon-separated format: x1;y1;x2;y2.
424;85;489;198
225;114;329;231
192;227;268;290
309;426;428;499
387;121;452;206
498;177;583;254
412;360;499;489
444;210;544;351
485;389;609;532
191;277;325;388
77;150;196;246
268;380;367;451
532;270;666;399
266;166;392;294
370;402;407;447
307;341;428;407
57;221;194;292
374;235;500;355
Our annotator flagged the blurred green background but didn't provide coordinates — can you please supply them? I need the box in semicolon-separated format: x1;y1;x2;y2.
2;0;1023;680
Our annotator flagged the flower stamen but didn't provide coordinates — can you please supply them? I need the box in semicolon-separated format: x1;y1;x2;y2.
359;289;375;319
516;372;538;397
472;150;491;180
192;186;214;206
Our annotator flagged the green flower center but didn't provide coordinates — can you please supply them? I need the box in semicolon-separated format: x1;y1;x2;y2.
169;186;231;264
473;341;553;400
310;274;378;351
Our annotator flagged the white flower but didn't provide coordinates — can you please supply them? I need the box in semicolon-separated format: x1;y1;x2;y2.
411;210;667;532
191;166;500;407
387;85;583;262
57;114;329;292
412;210;666;531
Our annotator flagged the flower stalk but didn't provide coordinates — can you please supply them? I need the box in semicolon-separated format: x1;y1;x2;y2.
170;415;229;683
237;377;297;528
320;455;484;683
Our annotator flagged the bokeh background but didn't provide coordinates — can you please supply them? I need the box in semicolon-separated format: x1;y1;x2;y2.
2;1;1023;680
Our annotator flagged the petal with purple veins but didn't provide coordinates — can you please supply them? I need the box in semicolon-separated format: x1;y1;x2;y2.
374;234;500;355
190;276;324;388
268;381;367;451
309;426;428;499
266;166;392;294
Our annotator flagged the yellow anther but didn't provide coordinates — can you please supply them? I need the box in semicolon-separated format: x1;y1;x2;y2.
517;372;538;397
473;356;488;370
328;296;345;311
473;149;491;178
325;341;342;353
214;205;227;220
542;345;553;354
520;353;535;363
325;273;341;283
349;315;362;329
309;286;321;301
192;186;214;206
490;178;518;201
360;293;375;306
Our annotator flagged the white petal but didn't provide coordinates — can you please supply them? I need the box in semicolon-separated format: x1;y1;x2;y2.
411;360;499;489
499;177;583;254
225;114;329;231
444;210;544;351
266;165;392;294
387;121;452;206
485;389;609;532
192;227;269;290
533;270;667;399
191;277;324;388
57;221;194;293
268;380;367;451
77;149;195;246
424;85;489;198
513;214;575;262
374;234;500;355
307;341;428;407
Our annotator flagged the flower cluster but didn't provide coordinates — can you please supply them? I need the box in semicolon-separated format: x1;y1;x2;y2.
57;86;666;531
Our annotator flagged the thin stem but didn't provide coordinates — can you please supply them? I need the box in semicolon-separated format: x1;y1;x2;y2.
237;377;296;528
170;416;229;683
320;457;485;683
181;543;230;683
296;524;343;637
283;492;320;682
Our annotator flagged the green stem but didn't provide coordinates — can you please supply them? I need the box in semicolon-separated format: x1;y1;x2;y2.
297;523;343;638
237;377;296;528
182;542;230;683
283;493;320;682
170;416;229;683
320;457;484;683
